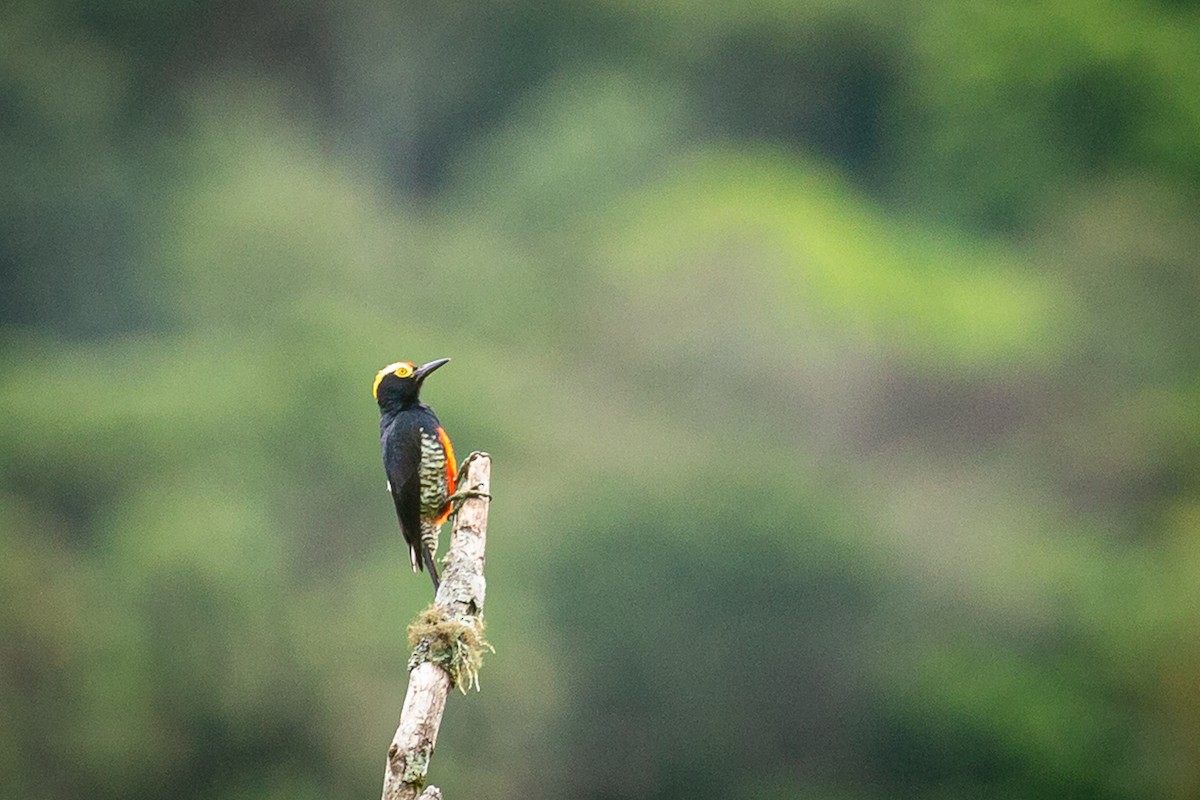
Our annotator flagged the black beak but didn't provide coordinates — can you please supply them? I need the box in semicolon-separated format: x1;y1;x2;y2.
413;357;450;383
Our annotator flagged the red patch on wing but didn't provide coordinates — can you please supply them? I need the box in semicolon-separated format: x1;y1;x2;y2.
431;426;458;525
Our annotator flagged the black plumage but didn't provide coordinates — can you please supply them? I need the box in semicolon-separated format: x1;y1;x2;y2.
373;358;457;591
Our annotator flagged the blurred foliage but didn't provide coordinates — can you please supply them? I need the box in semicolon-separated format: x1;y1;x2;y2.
2;1;1200;798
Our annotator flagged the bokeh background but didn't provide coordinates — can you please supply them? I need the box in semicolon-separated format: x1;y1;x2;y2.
4;2;1200;798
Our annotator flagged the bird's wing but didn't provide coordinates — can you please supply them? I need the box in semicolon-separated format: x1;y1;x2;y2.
391;477;424;572
384;423;424;571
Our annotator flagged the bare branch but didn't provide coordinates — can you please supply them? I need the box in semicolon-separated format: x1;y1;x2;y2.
381;453;492;800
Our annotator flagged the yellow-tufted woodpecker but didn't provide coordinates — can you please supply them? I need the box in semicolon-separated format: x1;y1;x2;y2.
373;358;457;591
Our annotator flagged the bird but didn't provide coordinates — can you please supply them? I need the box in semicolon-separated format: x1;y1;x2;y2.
373;357;458;591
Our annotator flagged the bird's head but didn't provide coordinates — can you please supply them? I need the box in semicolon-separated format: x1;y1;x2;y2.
373;358;450;409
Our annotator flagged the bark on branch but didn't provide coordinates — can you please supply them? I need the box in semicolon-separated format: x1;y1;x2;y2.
381;452;492;800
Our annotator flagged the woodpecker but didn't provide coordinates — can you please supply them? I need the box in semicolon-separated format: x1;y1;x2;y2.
373;358;457;591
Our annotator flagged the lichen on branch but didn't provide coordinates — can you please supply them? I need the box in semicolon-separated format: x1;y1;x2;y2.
407;603;494;693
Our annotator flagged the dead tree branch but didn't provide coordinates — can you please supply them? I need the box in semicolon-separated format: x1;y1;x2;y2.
381;452;492;800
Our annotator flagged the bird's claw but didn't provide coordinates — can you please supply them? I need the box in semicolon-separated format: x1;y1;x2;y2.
447;488;491;516
455;450;484;480
449;451;490;514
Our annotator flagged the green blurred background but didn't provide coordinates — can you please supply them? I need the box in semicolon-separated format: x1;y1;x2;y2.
3;2;1200;798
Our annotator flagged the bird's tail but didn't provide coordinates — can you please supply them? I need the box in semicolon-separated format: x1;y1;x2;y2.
420;521;441;592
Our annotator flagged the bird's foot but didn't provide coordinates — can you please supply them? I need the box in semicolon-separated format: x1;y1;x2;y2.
455;450;485;481
447;488;492;516
449;451;490;514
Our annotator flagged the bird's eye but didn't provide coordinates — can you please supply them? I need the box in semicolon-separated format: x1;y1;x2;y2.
393;363;414;378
